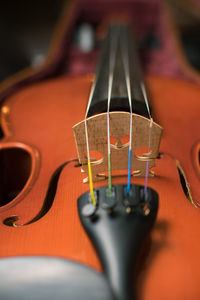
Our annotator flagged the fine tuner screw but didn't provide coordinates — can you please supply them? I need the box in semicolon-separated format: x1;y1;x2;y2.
82;203;97;218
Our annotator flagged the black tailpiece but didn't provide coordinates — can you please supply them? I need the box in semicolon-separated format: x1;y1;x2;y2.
78;184;158;300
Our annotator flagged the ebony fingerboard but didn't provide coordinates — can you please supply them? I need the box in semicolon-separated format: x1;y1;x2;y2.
86;24;150;118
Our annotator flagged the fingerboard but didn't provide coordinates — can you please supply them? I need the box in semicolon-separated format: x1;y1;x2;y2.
86;24;150;118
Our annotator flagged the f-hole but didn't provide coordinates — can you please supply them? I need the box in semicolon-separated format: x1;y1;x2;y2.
198;149;200;167
0;126;4;139
0;148;31;207
176;161;196;207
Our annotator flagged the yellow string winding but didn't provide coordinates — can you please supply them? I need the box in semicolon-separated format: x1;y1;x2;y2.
88;160;96;206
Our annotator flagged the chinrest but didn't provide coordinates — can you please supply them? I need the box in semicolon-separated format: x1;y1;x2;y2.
0;256;113;300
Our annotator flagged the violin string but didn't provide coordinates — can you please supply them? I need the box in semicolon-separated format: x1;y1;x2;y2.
120;28;133;196
144;118;153;197
84;76;97;206
141;82;153;197
107;27;119;197
141;82;151;119
84;119;96;206
85;77;97;117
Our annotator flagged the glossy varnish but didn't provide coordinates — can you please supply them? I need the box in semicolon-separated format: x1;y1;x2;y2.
0;74;200;299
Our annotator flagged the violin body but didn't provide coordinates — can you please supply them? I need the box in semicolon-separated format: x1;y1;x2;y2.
1;0;200;299
1;72;200;299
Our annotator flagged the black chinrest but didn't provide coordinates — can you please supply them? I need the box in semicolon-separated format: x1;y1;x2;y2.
0;256;113;300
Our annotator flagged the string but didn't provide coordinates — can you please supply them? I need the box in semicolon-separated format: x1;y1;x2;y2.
84;75;97;206
107;27;119;197
120;28;133;196
84;26;152;205
84;119;96;206
141;82;151;119
141;82;153;198
144;118;153;197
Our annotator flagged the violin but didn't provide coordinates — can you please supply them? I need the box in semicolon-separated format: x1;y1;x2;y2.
0;1;200;300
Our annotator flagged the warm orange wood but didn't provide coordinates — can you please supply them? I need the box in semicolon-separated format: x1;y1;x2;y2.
0;74;200;300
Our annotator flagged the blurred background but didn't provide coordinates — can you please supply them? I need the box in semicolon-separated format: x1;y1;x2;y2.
0;0;200;94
